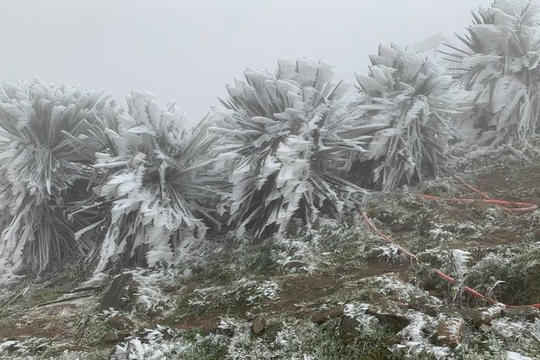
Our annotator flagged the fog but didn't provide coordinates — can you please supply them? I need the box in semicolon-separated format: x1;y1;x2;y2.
0;0;492;125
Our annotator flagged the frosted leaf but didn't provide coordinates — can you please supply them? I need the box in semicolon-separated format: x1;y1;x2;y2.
351;44;456;191
210;58;372;238
451;249;471;283
0;79;113;274
449;0;540;145
507;352;534;360
82;91;219;276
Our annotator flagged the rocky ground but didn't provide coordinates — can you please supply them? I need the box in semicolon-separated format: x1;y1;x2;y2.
2;140;540;359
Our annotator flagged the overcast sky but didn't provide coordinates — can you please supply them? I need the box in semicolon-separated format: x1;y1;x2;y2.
0;0;492;125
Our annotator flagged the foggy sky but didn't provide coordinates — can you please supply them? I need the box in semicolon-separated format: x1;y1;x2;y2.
0;0;493;125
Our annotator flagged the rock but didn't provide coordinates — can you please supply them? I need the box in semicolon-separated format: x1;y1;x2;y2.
534;229;540;241
312;306;345;324
409;302;440;317
436;318;464;348
251;317;265;335
504;306;540;322
339;316;360;343
108;315;135;330
367;299;411;332
409;296;441;317
473;306;503;327
100;273;139;311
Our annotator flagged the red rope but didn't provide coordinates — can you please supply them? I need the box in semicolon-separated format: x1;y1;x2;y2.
417;195;538;213
453;175;490;199
419;176;539;214
357;179;540;309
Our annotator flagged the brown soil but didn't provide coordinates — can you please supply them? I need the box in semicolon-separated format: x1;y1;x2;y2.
443;229;519;251
0;301;85;340
167;262;410;330
261;262;410;316
477;165;540;203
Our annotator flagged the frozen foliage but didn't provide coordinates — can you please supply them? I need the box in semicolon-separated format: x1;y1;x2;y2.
2;2;540;279
471;318;540;359
451;249;472;300
127;269;173;315
0;80;111;274
353;44;457;191
506;352;535;360
111;325;203;360
86;91;219;275
246;279;280;304
447;0;540;145
393;314;452;359
210;58;381;238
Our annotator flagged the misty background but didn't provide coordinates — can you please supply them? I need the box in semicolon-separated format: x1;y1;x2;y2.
0;0;492;125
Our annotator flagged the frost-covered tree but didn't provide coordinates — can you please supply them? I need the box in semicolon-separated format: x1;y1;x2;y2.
444;0;540;145
86;91;219;275
210;58;382;239
353;44;456;191
0;80;109;274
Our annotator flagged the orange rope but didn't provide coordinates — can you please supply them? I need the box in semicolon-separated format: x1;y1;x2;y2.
453;175;490;199
416;176;539;214
357;178;540;309
417;195;538;213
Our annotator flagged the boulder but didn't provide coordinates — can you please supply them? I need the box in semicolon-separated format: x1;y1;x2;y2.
473;306;503;327
339;316;360;343
367;299;411;332
410;303;440;317
436;318;464;348
251;317;266;335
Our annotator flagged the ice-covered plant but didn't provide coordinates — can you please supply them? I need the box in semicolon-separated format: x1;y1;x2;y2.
445;0;540;145
450;249;472;302
353;44;457;191
0;80;110;274
85;91;219;275
210;58;382;238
